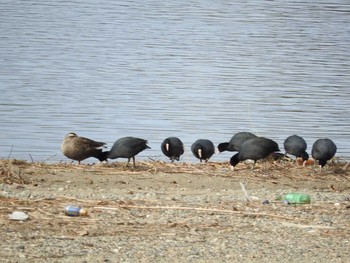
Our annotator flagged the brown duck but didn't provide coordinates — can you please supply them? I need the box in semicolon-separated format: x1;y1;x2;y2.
61;132;108;164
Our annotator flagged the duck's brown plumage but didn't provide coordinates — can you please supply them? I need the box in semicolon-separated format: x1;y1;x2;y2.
61;132;107;164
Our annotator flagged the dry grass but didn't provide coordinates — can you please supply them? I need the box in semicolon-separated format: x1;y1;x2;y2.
1;157;349;185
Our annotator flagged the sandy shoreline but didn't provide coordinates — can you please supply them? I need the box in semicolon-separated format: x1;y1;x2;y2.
1;159;349;262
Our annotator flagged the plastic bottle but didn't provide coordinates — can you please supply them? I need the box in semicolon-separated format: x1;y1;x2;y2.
283;193;311;204
64;206;89;216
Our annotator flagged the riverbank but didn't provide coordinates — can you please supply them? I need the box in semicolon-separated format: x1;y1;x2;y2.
1;159;349;262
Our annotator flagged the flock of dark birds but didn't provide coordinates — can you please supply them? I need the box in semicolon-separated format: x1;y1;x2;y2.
60;132;337;170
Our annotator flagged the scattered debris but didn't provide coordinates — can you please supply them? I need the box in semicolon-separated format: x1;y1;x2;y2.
9;211;29;221
64;206;89;216
239;182;251;202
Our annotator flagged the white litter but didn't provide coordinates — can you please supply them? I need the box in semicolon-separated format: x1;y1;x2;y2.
9;211;29;221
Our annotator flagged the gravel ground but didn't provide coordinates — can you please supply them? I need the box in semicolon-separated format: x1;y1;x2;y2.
0;159;349;263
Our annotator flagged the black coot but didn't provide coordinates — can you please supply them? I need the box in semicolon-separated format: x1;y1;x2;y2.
312;138;337;167
161;137;184;162
284;135;309;161
107;137;150;167
217;132;257;153
230;137;280;169
191;139;215;163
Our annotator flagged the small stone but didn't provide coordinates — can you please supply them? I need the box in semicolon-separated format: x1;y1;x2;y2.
17;245;25;250
18;190;31;198
0;191;9;197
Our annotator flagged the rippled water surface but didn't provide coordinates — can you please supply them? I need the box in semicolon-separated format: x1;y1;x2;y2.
1;1;349;163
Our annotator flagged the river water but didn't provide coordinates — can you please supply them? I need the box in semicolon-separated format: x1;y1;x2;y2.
1;1;349;163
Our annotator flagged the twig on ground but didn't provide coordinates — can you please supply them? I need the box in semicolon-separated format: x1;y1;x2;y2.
94;205;294;221
44;154;57;162
29;154;35;163
7;145;14;159
240;182;251;202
